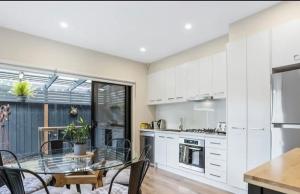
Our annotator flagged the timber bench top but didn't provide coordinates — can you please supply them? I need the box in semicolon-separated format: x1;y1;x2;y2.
244;148;300;194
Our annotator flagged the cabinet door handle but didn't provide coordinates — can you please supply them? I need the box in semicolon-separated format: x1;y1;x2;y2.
168;97;174;100
209;163;221;167
210;142;221;145
249;128;264;131
231;127;245;130
210;152;221;156
176;97;183;99
158;136;165;138
209;173;221;178
166;137;174;139
294;54;300;61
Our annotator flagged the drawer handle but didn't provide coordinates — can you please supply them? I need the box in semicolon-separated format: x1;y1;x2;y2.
168;98;174;100
231;127;245;130
166;137;174;139
249;128;264;131
209;163;221;167
294;54;300;61
210;153;221;156
156;99;162;101
210;142;221;145
158;136;165;138
176;97;183;99
209;173;221;178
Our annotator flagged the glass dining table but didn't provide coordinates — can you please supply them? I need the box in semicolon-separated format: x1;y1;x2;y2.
4;146;133;187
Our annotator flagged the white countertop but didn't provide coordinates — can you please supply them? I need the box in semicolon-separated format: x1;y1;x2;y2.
140;128;227;139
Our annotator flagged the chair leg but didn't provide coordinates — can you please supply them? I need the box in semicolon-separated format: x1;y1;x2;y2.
76;184;81;193
66;184;70;189
92;184;95;191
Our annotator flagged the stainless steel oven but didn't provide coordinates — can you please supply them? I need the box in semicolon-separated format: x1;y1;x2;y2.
179;137;205;173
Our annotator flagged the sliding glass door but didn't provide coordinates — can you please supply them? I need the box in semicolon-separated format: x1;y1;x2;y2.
91;81;131;159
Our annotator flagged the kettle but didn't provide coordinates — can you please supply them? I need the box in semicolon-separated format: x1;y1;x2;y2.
157;119;166;129
151;119;166;129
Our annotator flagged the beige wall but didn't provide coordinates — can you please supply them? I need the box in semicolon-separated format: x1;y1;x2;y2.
230;1;300;41
0;26;155;153
149;35;228;73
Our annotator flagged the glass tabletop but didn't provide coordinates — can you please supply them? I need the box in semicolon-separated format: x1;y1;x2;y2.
4;146;134;174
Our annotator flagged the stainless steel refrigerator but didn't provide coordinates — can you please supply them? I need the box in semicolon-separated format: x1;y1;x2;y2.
272;69;300;158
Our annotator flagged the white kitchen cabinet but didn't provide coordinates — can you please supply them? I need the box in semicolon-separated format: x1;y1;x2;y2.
147;71;165;104
185;60;200;100
227;39;247;190
155;132;179;169
272;20;300;68
165;67;176;102
247;31;271;170
175;64;186;101
155;134;166;166
166;134;179;169
212;51;226;98
198;56;213;98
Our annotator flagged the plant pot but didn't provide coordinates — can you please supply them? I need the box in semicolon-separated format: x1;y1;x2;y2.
74;143;87;155
17;96;27;102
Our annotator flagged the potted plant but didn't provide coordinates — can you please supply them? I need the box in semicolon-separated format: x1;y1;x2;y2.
63;117;91;155
11;81;34;101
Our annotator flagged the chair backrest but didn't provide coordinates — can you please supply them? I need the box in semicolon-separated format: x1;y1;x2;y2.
108;159;150;194
139;145;152;160
40;140;73;156
0;149;25;187
0;166;49;194
106;138;132;162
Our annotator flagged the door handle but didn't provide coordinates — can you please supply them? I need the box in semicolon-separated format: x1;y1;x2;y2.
249;128;264;131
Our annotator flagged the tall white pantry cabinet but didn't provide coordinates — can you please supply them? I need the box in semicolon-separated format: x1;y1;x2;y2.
227;30;271;190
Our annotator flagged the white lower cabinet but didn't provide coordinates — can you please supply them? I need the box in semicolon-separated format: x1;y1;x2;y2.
205;137;227;183
155;132;179;169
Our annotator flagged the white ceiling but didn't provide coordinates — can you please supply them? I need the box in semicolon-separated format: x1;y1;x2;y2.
0;1;279;63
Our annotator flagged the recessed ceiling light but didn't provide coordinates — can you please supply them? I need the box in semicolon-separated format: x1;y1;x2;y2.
59;21;69;29
184;23;192;30
140;47;146;53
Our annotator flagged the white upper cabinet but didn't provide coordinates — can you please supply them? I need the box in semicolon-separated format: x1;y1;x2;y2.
272;20;300;68
165;67;176;102
147;71;165;104
175;64;186;101
227;40;247;128
185;60;200;100
247;30;271;170
212;51;226;98
227;39;247;190
198;56;213;98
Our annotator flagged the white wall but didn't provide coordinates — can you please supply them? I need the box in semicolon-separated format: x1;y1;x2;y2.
155;99;226;130
0;26;154;154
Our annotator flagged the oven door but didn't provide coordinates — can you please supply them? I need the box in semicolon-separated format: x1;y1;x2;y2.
179;144;205;172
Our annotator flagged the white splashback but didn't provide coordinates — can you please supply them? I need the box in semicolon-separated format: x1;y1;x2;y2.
155;99;226;130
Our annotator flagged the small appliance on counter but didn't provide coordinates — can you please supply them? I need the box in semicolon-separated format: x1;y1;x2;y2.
139;122;151;129
216;121;226;134
151;119;166;129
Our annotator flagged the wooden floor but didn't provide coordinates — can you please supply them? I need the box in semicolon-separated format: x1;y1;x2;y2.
71;167;232;194
141;167;232;194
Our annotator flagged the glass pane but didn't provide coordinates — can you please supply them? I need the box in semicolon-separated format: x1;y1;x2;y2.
93;82;127;148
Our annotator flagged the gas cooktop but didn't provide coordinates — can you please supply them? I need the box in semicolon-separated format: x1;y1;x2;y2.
184;128;226;135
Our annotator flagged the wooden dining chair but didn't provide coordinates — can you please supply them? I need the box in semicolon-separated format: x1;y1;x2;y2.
0;166;78;194
0;149;52;193
91;159;150;194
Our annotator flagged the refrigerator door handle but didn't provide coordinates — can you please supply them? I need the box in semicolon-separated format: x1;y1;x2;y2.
272;123;300;129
